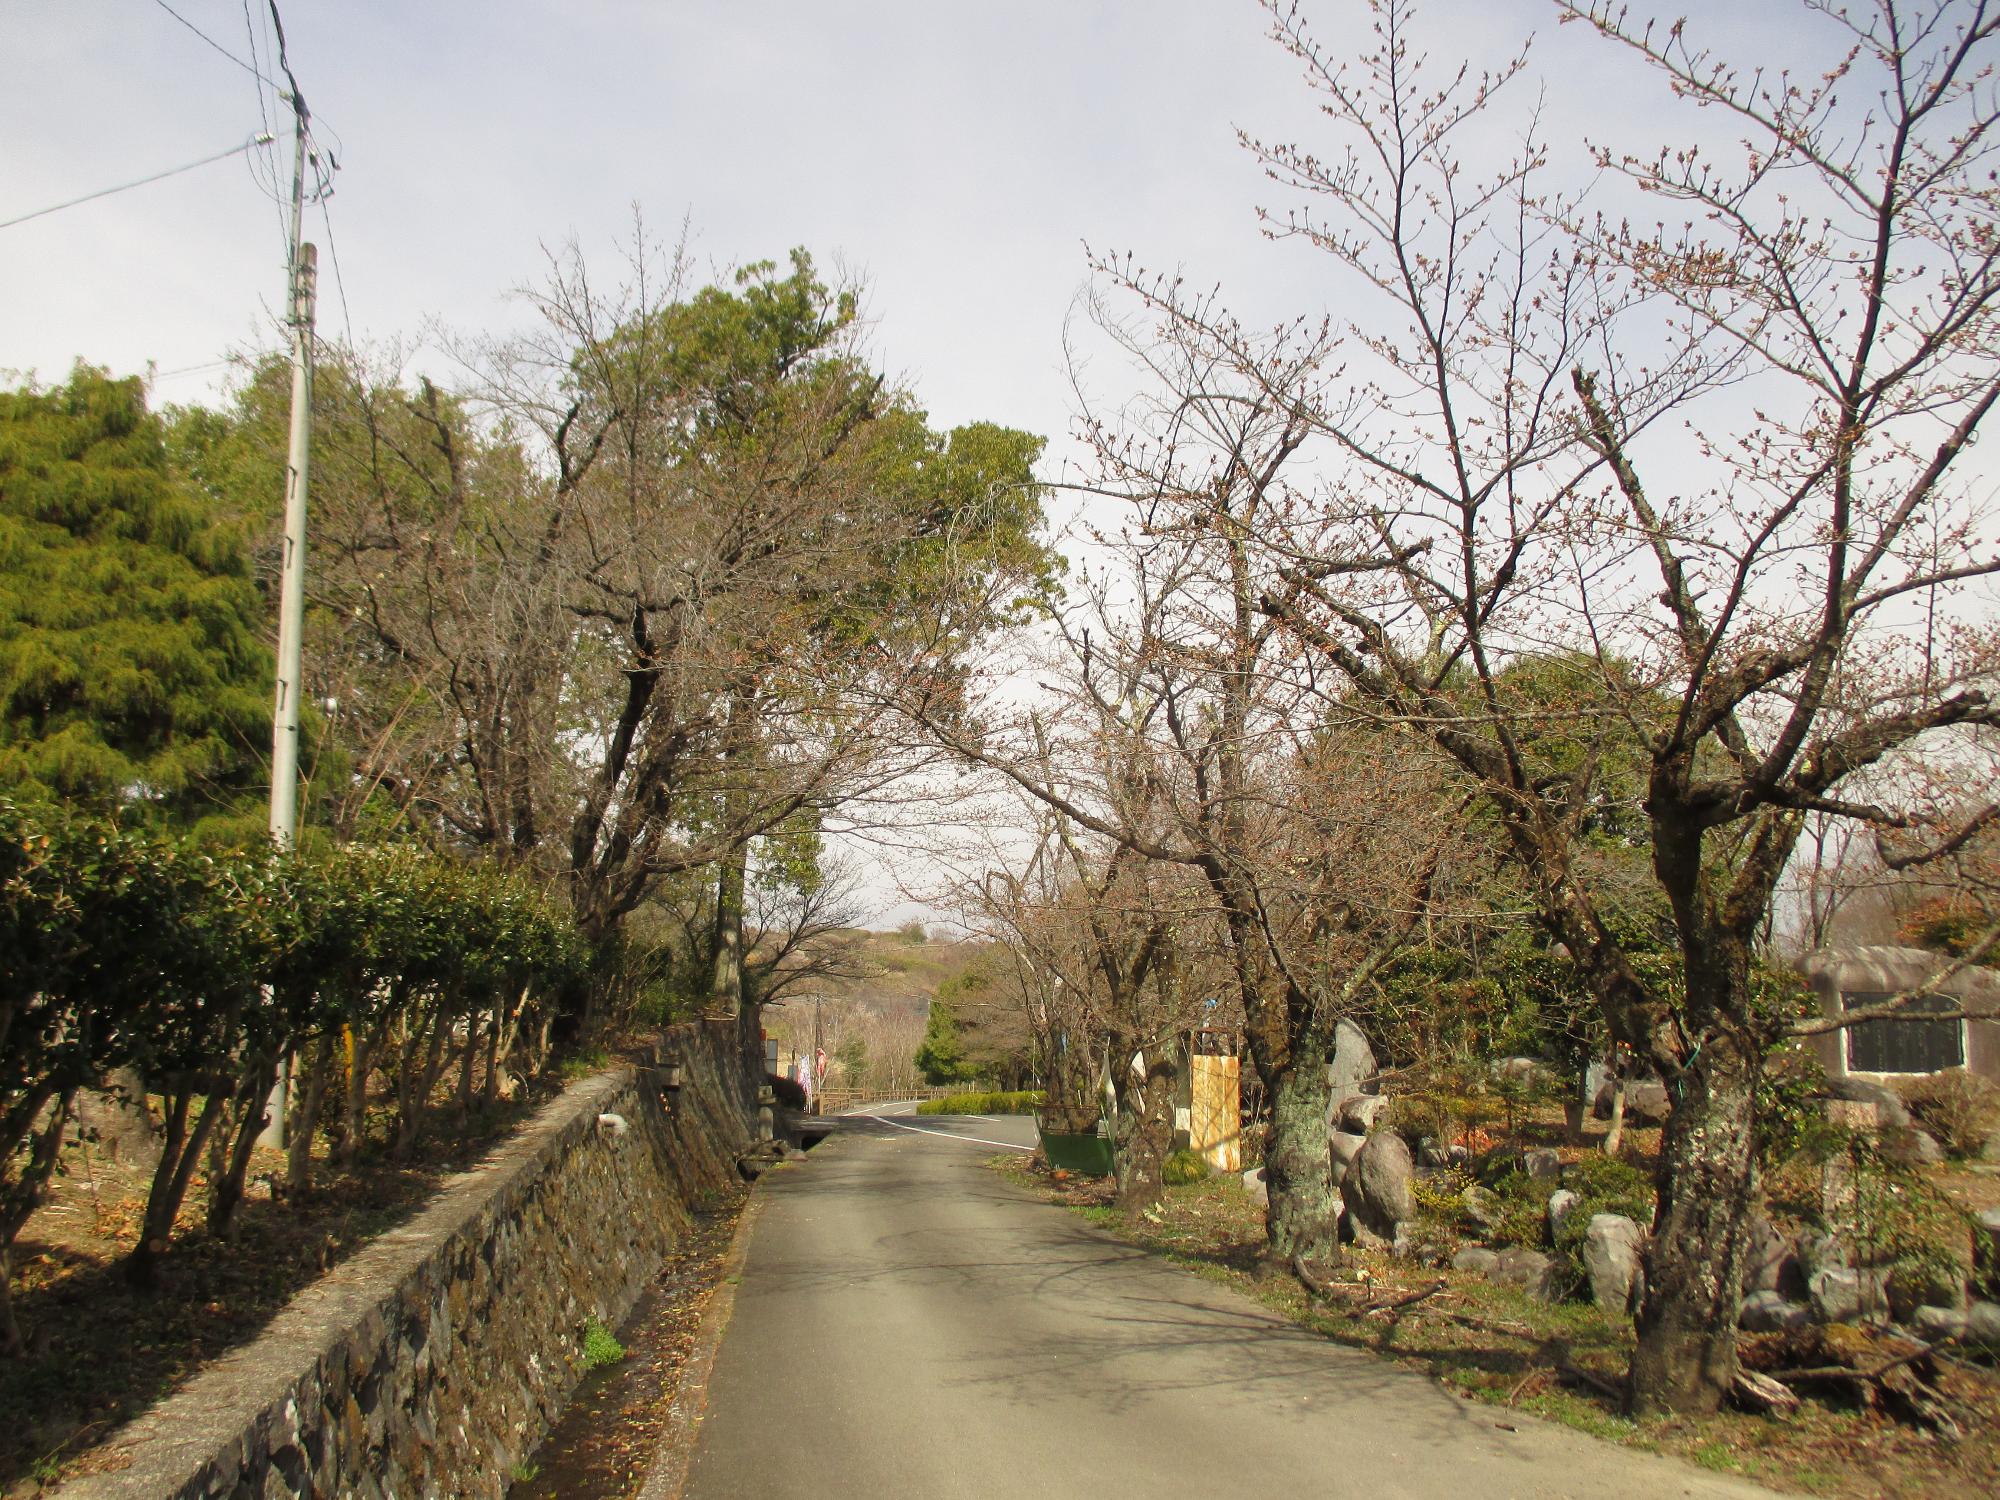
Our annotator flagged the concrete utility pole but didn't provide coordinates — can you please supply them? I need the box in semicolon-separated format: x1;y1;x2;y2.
267;99;316;850
261;81;316;1149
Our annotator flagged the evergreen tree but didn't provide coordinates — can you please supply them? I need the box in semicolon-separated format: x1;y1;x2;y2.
914;997;978;1085
0;368;270;828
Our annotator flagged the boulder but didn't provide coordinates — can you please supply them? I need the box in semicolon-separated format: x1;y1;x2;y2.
1343;1208;1401;1253
1809;1265;1891;1325
1740;1290;1814;1333
1326;1019;1377;1108
1591;1078;1673;1124
1978;1207;2000;1265
1350;1130;1414;1240
1879;1126;1945;1166
1800;1231;1853;1277
1546;1188;1581;1236
1328;1130;1368;1189
1241;1166;1268;1207
1741;1216;1804;1298
1338;1095;1390;1135
1582;1214;1647;1315
1451;1246;1499;1275
1912;1304;1970;1343
1583;1059;1609;1102
1965;1300;2000;1351
1522;1147;1562;1182
1493;1057;1550;1085
1491;1246;1560;1302
1462;1184;1502;1235
1888;1263;1966;1321
1823;1075;1913;1130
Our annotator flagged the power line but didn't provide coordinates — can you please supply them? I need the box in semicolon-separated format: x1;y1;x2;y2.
0;132;273;232
150;0;279;89
240;0;275;138
318;197;356;351
241;0;292;261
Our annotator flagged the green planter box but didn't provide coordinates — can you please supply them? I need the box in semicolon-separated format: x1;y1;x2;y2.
1038;1128;1115;1176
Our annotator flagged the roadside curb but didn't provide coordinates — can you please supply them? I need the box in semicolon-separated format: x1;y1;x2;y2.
632;1173;769;1500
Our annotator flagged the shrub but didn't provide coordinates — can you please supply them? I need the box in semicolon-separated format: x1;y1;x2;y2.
768;1073;808;1111
1768;1129;1976;1306
915;1090;1045;1116
581;1318;624;1370
1899;1069;2000;1159
1549;1155;1655;1280
1481;1170;1552;1249
1162;1148;1211;1185
1406;1164;1475;1265
1409;1163;1474;1220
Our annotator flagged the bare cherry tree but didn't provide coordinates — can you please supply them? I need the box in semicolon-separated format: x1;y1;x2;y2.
1132;0;2000;1411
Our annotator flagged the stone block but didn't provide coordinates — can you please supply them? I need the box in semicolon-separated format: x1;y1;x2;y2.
1966;1300;2000;1351
1351;1130;1414;1233
1809;1265;1890;1324
1582;1213;1646;1315
1742;1215;1804;1298
1740;1290;1813;1332
1492;1246;1560;1302
1462;1184;1501;1234
1546;1188;1580;1235
1912;1304;1970;1342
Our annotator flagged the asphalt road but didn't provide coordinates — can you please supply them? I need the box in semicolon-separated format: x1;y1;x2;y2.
681;1112;1770;1500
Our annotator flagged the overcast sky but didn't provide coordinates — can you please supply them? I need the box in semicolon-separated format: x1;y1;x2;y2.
1;1;1790;448
1;0;1805;923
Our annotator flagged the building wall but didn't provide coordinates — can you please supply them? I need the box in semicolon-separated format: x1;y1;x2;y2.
1802;946;2000;1084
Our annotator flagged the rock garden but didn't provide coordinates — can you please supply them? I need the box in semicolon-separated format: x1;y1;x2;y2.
1053;1019;2000;1497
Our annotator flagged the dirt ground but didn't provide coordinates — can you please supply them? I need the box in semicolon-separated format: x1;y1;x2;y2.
1;1104;530;1496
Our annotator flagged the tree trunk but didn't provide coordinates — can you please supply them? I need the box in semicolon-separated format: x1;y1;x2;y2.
1603;1076;1627;1157
206;1053;280;1238
1262;1041;1340;1265
1629;1038;1761;1414
337;1017;387;1167
288;1034;335;1191
1113;1052;1178;1215
395;1002;452;1157
127;1085;228;1289
0;1247;19;1359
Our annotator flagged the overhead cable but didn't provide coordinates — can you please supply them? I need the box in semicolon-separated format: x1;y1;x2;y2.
0;132;274;232
151;0;279;88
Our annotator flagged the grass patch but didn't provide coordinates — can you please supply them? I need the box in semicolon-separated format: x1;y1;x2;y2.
558;1048;612;1082
581;1318;625;1371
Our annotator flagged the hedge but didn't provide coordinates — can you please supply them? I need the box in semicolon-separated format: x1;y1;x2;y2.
915;1090;1045;1116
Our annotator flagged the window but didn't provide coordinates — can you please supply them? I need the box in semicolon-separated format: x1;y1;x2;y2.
1842;990;1965;1074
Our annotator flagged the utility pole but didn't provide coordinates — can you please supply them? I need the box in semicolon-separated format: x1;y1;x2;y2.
262;75;316;1149
268;93;316;850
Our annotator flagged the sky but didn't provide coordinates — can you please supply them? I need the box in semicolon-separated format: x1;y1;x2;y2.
0;0;1815;924
0;0;1768;446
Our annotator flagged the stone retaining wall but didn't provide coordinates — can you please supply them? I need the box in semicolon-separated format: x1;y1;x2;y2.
60;1020;757;1500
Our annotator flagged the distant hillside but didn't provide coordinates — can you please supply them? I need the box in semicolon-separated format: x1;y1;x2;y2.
809;928;993;1020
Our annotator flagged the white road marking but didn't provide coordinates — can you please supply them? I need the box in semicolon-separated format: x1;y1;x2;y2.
859;1114;1034;1152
